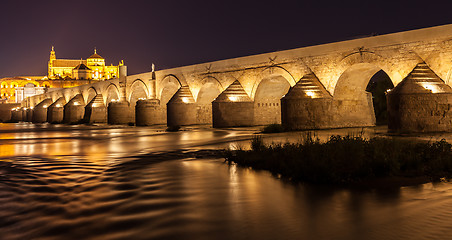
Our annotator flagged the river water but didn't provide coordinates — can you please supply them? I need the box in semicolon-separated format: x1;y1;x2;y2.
0;123;452;240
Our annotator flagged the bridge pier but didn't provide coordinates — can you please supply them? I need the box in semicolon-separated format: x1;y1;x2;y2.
32;98;53;123
11;108;23;122
333;94;376;128
135;99;164;126
108;101;133;125
212;80;254;127
196;104;213;125
63;94;85;124
387;62;452;132
20;108;26;122
281;73;334;130
166;86;197;127
47;97;66;124
84;94;107;123
25;108;33;122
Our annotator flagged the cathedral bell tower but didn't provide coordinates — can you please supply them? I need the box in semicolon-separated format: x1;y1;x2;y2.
48;46;56;78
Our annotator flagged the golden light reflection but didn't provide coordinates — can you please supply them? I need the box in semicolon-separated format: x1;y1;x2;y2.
228;96;238;102
181;97;190;103
0;144;15;157
419;82;442;93
305;90;315;98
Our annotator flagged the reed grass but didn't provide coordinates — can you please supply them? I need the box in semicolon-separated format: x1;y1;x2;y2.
224;134;452;184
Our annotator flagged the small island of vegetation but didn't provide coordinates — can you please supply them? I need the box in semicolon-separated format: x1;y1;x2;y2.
224;133;452;186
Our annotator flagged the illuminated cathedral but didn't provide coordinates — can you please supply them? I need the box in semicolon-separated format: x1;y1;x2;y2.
0;47;123;103
48;47;123;80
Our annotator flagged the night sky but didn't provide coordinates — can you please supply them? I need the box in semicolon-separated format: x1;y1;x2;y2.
1;0;452;77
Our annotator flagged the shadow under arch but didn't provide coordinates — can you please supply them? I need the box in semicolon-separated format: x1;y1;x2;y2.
250;65;296;99
333;63;395;99
200;76;224;91
128;79;149;104
83;87;98;105
333;63;394;127
159;74;182;105
51;91;64;102
196;76;224;103
196;76;224;125
104;83;120;105
252;65;294;125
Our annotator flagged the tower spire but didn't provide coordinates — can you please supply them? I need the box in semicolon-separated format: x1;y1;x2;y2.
49;46;56;78
94;47;97;54
49;46;56;60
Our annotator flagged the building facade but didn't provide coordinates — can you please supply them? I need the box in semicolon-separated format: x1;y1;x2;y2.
48;47;122;80
0;47;124;103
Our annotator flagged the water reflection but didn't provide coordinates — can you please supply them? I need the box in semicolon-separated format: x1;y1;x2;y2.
1;124;452;239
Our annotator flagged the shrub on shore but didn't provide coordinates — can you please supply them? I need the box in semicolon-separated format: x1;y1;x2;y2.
224;134;452;184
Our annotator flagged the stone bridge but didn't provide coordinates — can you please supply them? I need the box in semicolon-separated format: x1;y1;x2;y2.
16;24;452;131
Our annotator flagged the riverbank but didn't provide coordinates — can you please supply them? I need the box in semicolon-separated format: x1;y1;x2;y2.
224;134;452;187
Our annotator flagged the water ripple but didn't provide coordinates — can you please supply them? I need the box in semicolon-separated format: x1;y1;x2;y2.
1;126;452;239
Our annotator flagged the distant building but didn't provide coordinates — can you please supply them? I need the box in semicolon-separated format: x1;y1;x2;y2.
48;47;123;80
0;47;124;103
15;83;47;103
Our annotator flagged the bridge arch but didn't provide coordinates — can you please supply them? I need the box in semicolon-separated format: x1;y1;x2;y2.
196;76;224;103
331;51;401;90
252;65;294;125
104;83;120;105
333;62;395;127
195;76;224;124
250;65;296;99
159;74;182;105
333;63;394;99
161;74;183;86
128;79;149;105
421;48;452;84
64;89;80;104
83;87;98;105
50;90;63;102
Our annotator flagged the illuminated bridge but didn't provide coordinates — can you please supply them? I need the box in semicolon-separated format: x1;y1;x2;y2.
15;24;452;132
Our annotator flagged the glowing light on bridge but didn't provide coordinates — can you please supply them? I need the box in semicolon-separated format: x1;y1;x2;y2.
56;104;62;108
182;97;190;103
419;83;442;93
228;96;238;102
73;102;80;106
305;91;315;98
43;105;48;108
